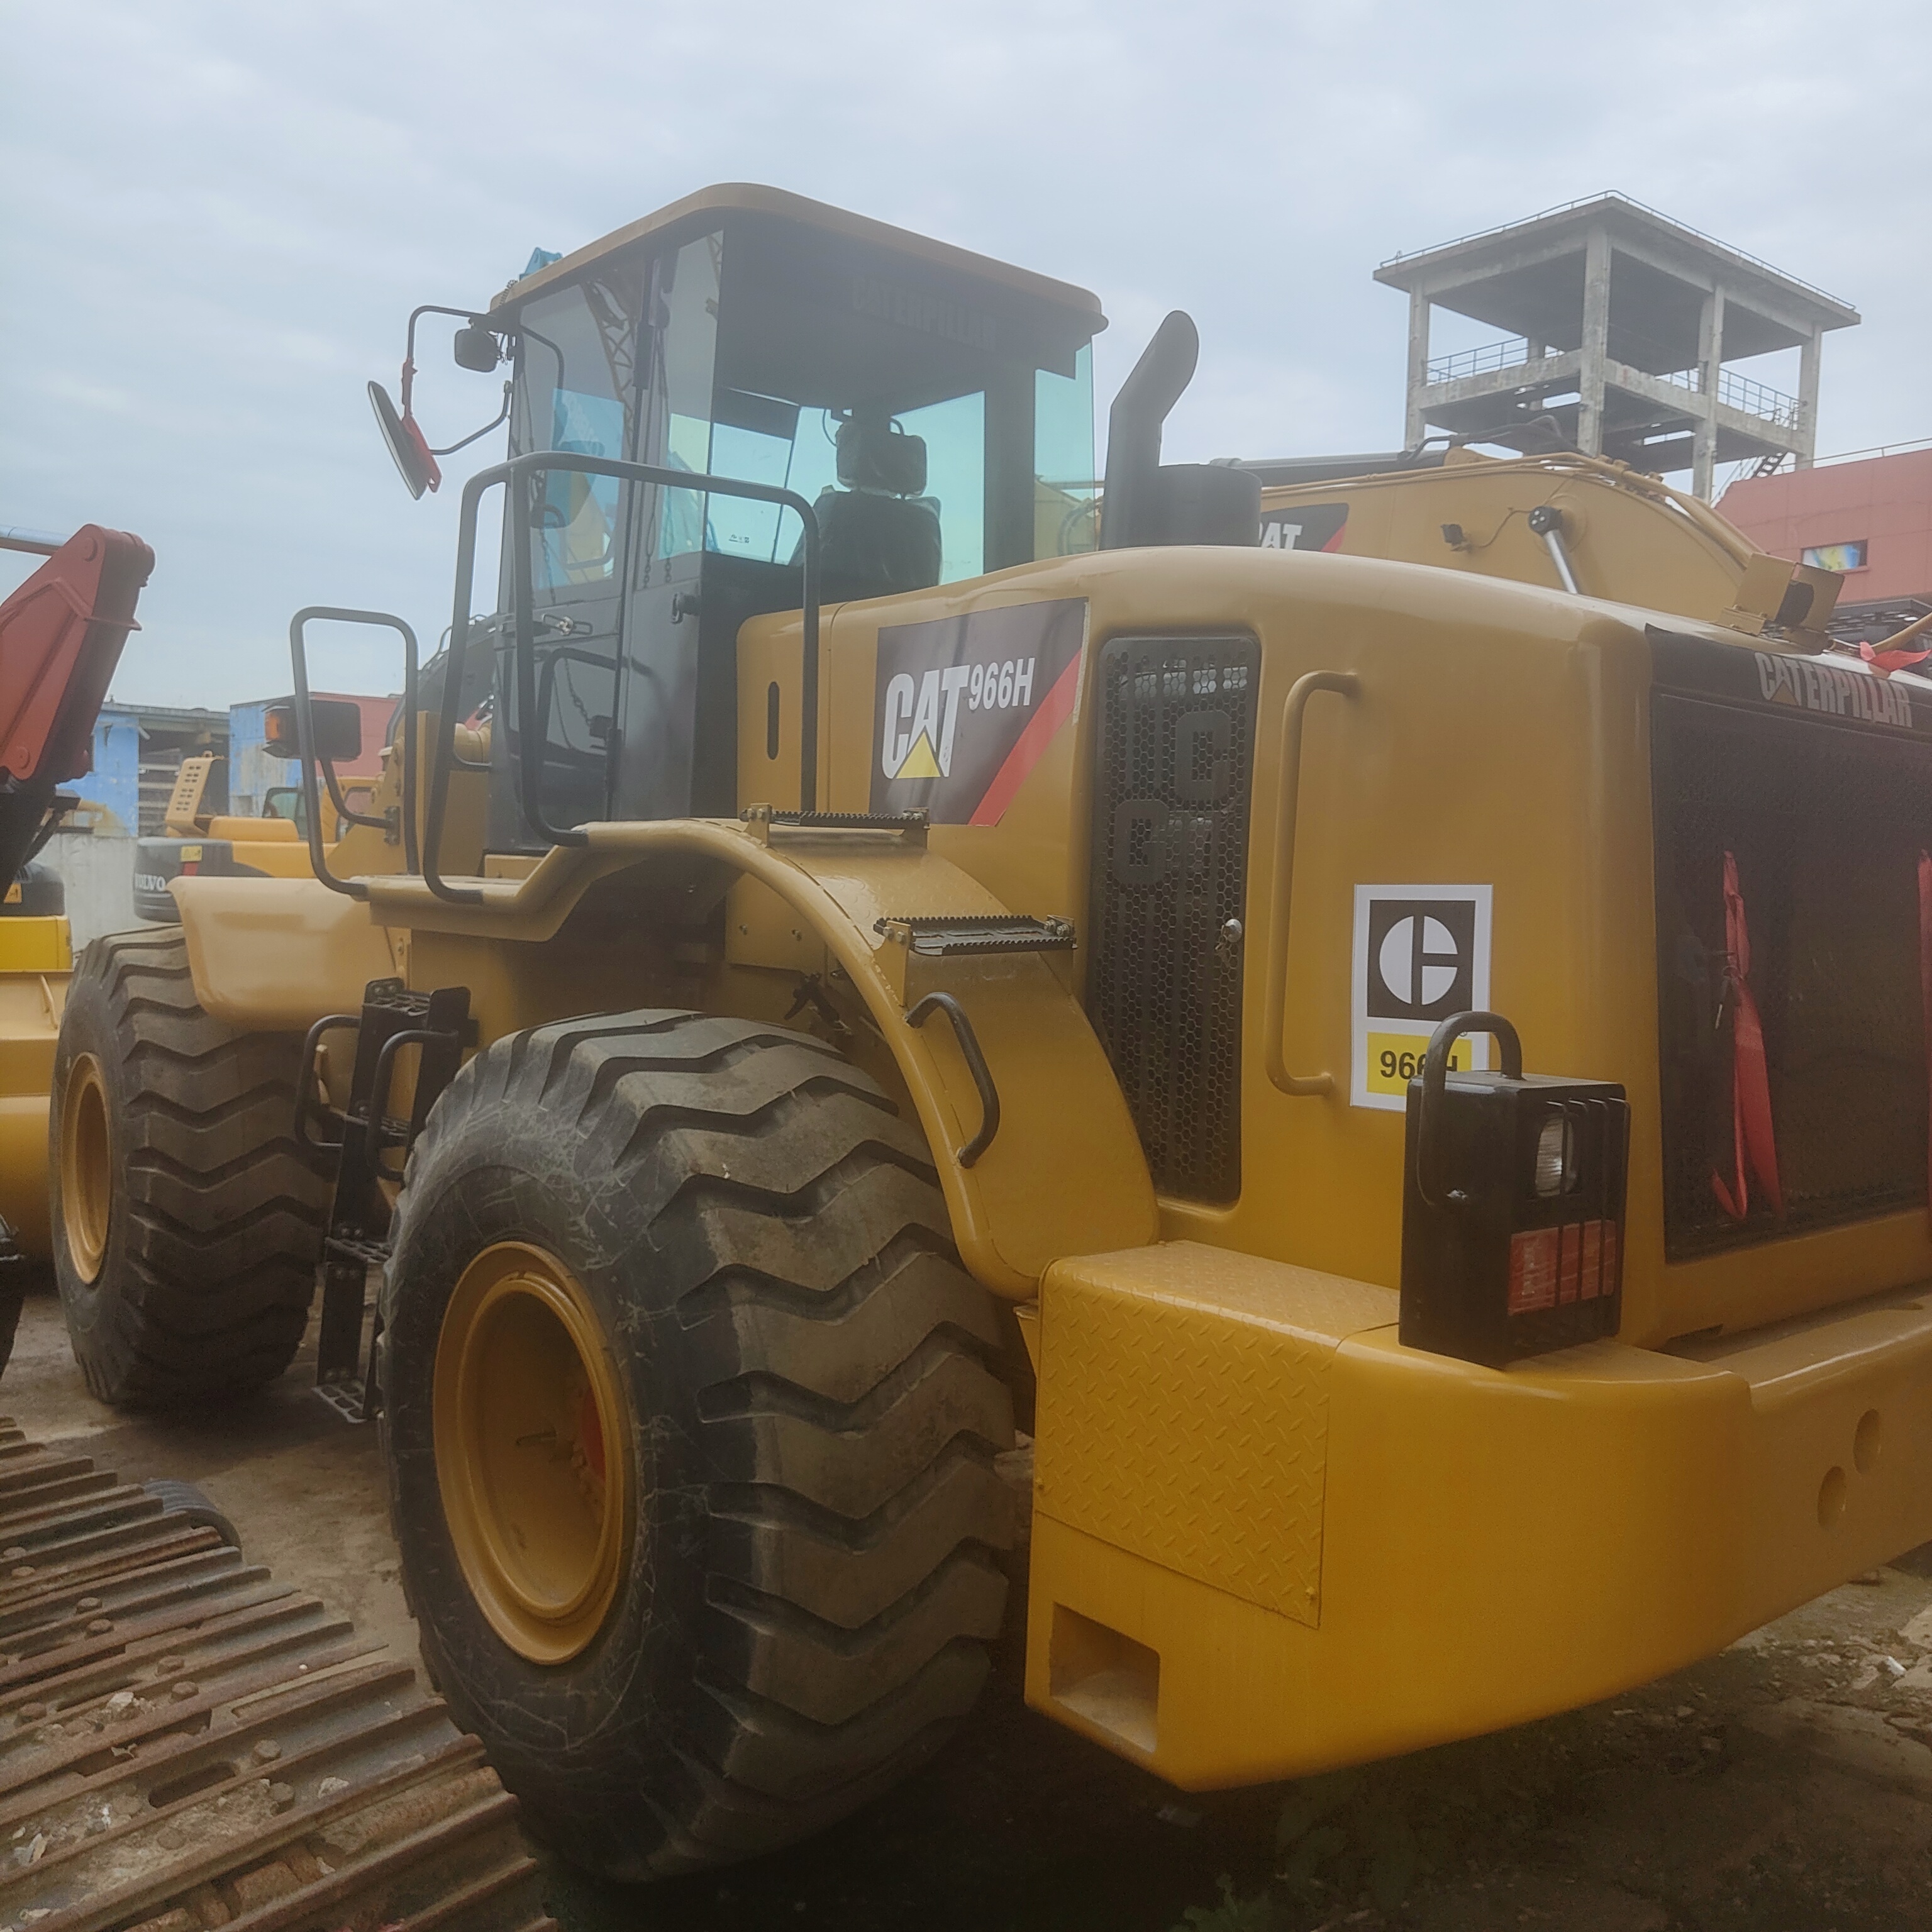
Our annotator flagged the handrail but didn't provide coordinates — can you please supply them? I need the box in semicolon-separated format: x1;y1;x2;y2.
424;450;821;902
906;991;1001;1167
1263;669;1360;1096
287;606;419;899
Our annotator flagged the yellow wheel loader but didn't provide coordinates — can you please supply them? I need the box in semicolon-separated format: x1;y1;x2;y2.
0;523;150;1375
47;185;1932;1879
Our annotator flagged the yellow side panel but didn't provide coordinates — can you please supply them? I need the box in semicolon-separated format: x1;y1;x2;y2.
234;842;325;879
174;878;397;1031
1036;1245;1394;1624
0;1097;51;1255
0;947;64;1257
208;816;299;842
0;918;72;975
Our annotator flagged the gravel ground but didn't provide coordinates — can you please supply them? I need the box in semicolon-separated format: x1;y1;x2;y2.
8;1283;1931;1931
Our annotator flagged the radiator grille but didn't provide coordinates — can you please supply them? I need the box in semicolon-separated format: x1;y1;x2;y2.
1652;690;1932;1258
1087;635;1258;1202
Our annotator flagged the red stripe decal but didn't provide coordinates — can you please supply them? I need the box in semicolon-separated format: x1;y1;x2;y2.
968;654;1082;827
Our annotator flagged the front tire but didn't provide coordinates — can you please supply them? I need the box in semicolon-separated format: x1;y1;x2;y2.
379;1011;1017;1879
47;930;331;1404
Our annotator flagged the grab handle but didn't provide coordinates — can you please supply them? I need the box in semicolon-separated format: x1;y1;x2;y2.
1416;1011;1523;1209
906;991;1001;1168
1264;669;1360;1096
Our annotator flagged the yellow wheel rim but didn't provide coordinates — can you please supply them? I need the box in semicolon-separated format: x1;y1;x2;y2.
60;1054;112;1284
433;1242;632;1663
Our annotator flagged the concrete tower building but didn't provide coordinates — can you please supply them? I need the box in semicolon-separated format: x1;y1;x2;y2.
1375;195;1858;499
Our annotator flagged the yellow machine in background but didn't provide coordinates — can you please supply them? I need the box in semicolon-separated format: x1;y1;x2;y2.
0;521;151;1372
130;748;326;923
41;187;1932;1880
1250;443;1845;641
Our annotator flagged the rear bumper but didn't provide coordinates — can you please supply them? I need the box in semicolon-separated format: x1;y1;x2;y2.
1026;1243;1932;1788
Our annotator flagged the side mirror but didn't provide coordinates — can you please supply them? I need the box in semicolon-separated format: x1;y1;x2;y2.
453;324;501;372
368;381;442;499
265;699;362;764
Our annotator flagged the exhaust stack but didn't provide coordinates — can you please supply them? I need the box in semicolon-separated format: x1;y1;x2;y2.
1100;311;1259;551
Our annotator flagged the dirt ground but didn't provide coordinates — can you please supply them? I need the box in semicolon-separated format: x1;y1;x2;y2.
9;1282;1932;1932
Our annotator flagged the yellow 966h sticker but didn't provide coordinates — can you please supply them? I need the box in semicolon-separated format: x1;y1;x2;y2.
1363;1031;1472;1099
1350;885;1493;1111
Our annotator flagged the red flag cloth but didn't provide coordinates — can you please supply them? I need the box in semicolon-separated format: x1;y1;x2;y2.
1711;850;1784;1221
1860;639;1932;677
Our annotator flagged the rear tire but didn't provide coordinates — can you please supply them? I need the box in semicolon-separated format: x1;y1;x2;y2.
379;1010;1016;1880
0;1262;24;1380
48;930;331;1404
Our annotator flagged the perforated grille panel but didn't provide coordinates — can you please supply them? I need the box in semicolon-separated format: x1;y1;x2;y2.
1652;691;1932;1258
1087;635;1259;1203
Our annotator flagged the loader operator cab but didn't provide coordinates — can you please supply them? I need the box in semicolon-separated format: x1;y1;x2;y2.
428;187;1107;850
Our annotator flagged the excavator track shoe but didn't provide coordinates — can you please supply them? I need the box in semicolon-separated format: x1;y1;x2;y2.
0;1416;556;1931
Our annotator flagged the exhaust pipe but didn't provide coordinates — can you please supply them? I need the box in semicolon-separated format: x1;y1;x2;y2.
1100;312;1199;550
1099;311;1259;550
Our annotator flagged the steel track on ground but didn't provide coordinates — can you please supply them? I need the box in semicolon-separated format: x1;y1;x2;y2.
0;1418;557;1932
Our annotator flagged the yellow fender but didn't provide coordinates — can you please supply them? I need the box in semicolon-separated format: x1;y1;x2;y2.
176;823;1155;1298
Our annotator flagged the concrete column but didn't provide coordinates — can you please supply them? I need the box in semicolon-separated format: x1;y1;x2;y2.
1576;226;1611;457
1796;329;1823;467
1692;284;1726;501
1404;288;1431;449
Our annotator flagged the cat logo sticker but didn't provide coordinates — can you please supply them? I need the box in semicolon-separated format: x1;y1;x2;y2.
871;599;1086;824
1258;501;1348;554
1350;884;1492;1110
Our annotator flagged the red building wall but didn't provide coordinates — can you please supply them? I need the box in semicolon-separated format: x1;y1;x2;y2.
1719;450;1932;604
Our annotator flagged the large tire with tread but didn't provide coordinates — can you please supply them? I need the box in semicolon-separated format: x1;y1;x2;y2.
48;930;331;1404
378;1010;1016;1880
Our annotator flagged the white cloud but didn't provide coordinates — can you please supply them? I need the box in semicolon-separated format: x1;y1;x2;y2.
4;0;1928;702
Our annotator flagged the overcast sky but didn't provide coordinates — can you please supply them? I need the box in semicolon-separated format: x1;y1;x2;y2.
4;0;1929;708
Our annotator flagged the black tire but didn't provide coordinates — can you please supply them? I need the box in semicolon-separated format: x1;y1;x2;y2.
0;1265;23;1380
48;930;331;1405
379;1011;1017;1880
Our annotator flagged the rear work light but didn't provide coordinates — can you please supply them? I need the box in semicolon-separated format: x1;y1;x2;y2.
1399;1011;1629;1367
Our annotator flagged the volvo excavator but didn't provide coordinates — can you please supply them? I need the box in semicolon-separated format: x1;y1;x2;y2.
36;185;1932;1885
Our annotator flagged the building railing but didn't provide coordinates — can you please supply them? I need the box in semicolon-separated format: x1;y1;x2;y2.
1425;338;1563;384
1423;330;1808;437
1660;365;1804;431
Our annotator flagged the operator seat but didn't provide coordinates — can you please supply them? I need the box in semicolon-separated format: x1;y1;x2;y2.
797;408;943;597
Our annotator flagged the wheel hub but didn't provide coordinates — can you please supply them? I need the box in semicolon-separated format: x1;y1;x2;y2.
433;1242;631;1663
59;1053;112;1285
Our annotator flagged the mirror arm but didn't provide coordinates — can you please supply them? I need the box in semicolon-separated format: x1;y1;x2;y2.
428;382;513;458
397;303;511;448
318;754;387;835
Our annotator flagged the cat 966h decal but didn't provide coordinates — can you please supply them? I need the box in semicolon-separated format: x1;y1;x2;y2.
871;599;1086;823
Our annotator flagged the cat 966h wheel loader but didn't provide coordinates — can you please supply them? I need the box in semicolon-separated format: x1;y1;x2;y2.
48;185;1932;1879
